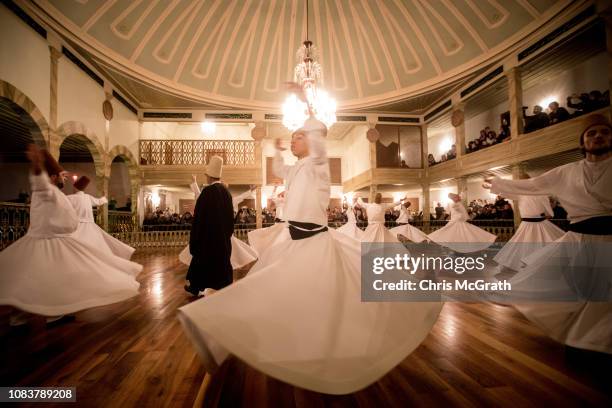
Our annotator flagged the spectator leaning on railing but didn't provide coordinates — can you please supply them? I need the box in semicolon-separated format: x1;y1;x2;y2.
548;101;570;125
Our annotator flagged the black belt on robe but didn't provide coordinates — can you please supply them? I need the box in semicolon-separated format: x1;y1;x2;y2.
288;220;328;240
567;216;612;235
521;217;545;222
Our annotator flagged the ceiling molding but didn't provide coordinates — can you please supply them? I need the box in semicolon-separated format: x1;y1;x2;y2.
22;0;579;111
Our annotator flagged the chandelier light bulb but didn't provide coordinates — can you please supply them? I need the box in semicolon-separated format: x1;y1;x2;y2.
283;40;336;131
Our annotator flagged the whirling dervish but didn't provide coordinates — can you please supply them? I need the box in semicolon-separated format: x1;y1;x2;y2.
427;193;497;253
67;176;136;260
335;196;364;240
355;193;406;243
484;114;612;354
0;145;141;324
389;200;430;243
179;178;257;271
492;176;565;273
177;85;442;394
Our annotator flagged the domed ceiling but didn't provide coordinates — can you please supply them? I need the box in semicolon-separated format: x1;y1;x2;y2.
34;0;569;110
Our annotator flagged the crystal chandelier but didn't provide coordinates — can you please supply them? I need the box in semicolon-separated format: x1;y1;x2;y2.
282;3;336;131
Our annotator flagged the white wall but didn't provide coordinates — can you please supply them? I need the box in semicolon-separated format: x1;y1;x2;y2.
109;99;139;159
341;125;370;182
429;185;458;210
427;126;455;160
57;57;106;147
523;52;608;113
0;5;50;122
467;179;500;203
141;122;254;140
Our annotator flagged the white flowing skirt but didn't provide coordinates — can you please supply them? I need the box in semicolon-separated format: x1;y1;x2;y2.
247;223;287;257
389;223;430;243
179;235;258;270
361;223;401;243
73;221;135;260
510;232;612;354
0;234;141;316
335;222;364;241
177;227;442;394
493;220;564;271
428;221;496;253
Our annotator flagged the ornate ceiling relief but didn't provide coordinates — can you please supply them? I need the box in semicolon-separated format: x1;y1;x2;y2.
37;0;567;109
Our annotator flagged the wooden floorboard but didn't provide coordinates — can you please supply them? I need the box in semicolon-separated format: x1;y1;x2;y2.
0;248;610;407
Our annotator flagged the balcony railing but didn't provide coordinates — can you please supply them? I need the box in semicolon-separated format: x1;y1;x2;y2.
139;139;256;166
0;202;30;251
109;211;135;233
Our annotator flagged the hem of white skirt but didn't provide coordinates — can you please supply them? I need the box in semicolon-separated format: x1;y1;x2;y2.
0;290;139;316
177;303;444;395
563;338;612;355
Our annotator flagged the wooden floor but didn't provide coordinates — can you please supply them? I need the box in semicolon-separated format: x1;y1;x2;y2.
1;248;610;407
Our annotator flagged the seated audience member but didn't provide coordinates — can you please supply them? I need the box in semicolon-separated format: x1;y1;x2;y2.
447;144;457;160
548;101;570;125
427;153;436;166
566;93;590;116
498;118;510;142
434;202;445;220
587;90;607;112
466;140;477;153
523;105;549;132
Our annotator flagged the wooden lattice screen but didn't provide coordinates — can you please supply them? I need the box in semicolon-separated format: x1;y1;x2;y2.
139;140;255;166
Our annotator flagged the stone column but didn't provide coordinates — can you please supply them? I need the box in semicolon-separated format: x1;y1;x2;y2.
254;140;262;169
421;182;431;232
255;186;262;229
421;123;428;169
130;178;140;231
369;137;377;170
511;162;528;229
48;46;61;131
505;67;524;137
48;44;62;152
452;103;466;158
369;184;378;203
97;174;109;231
456;176;468;207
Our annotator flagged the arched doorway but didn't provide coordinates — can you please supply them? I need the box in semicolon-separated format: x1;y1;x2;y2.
59;134;98;194
107;145;140;232
0;96;47;249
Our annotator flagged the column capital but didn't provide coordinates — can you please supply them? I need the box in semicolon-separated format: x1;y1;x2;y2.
49;46;62;62
504;65;521;77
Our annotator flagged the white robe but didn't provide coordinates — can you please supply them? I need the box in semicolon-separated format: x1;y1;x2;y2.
0;172;141;316
490;156;612;354
357;198;402;243
427;202;497;252
389;204;430;243
493;195;564;271
179;186;257;269
177;120;442;394
335;205;364;240
67;191;135;260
